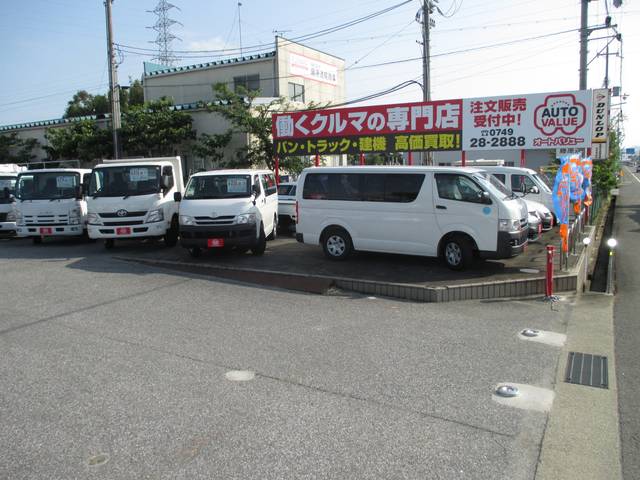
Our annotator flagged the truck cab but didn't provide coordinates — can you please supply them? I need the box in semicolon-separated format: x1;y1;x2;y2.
14;168;92;243
86;157;184;249
0;163;26;237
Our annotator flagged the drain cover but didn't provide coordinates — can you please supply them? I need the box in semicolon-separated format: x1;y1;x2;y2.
565;352;608;389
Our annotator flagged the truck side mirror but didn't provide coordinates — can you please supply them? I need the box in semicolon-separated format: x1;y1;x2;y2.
174;191;182;202
481;191;492;204
529;186;539;194
3;187;9;199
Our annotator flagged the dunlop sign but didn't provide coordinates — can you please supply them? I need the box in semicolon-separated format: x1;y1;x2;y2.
591;88;610;160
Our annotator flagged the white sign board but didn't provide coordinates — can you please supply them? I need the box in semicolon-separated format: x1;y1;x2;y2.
56;176;75;188
226;178;247;193
129;168;150;182
289;52;338;86
462;90;592;151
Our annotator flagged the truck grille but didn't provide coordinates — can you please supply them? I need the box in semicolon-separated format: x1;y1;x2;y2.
103;221;145;226
24;214;69;226
99;211;147;218
194;215;235;226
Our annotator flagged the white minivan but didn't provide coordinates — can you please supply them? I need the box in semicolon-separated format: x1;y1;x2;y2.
176;169;278;257
478;166;554;217
295;166;528;270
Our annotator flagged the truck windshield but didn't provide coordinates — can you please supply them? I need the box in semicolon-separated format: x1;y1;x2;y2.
184;175;252;199
0;176;17;203
16;172;79;200
90;166;160;197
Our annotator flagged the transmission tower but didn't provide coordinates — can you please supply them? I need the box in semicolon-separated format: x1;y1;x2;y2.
147;0;182;66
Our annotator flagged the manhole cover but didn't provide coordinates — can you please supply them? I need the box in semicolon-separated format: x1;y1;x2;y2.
87;454;109;466
225;370;255;382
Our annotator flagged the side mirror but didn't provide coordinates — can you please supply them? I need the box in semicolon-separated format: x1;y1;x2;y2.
3;187;9;199
174;191;182;202
252;184;260;196
481;191;492;204
161;175;171;191
81;183;89;195
529;186;539;194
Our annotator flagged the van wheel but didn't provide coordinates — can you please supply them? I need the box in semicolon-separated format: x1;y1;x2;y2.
252;224;267;255
267;214;278;240
104;238;115;249
188;247;202;258
322;228;352;261
164;216;179;247
442;236;473;271
32;237;42;245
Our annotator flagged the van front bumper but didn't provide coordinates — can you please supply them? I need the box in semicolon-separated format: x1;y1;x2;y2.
479;229;528;259
180;224;257;248
17;224;84;237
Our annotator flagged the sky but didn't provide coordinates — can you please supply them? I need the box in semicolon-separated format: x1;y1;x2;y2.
1;0;638;148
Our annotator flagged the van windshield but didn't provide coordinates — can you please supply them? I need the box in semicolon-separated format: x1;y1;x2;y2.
16;172;80;200
184;175;252;199
89;166;161;198
532;173;552;193
474;173;510;200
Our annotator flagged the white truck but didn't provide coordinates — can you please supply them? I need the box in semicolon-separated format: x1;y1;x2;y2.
0;163;26;237
14;167;92;243
86;157;184;249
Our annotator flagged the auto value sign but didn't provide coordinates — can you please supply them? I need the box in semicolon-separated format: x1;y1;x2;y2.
462;90;592;151
272;99;463;155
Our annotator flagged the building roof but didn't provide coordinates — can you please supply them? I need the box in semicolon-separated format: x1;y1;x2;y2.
143;51;276;78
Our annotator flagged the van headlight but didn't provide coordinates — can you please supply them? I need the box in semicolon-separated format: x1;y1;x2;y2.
87;212;102;225
235;213;256;225
146;208;164;223
499;219;520;232
180;215;195;226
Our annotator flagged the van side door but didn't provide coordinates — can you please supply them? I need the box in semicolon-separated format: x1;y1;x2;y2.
433;173;498;252
259;173;278;233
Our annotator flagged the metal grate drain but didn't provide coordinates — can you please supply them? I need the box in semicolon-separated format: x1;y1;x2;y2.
565;352;609;389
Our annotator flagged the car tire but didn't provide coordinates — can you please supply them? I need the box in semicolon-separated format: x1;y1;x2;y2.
322;227;352;261
32;236;42;245
442;235;473;271
104;238;115;249
267;214;278;241
164;216;179;247
188;247;202;258
251;223;267;256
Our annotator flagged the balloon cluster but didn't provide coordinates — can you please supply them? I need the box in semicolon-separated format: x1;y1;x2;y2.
552;154;592;252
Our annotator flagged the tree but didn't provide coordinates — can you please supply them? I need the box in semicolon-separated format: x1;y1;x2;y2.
44;120;112;164
592;119;623;193
0;133;40;164
191;131;233;168
64;90;109;118
120;98;196;157
207;83;322;175
127;79;145;108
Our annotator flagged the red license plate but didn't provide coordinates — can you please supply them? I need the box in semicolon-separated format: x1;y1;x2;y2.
115;227;131;235
207;238;224;248
39;227;53;235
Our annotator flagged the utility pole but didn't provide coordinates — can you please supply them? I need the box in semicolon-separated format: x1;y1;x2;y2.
579;0;589;90
421;0;431;102
238;2;243;57
105;0;121;159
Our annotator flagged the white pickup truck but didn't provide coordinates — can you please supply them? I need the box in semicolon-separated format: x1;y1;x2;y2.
86;157;184;249
0;163;26;237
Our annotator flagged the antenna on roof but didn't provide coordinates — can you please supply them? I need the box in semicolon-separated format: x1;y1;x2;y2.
147;0;183;66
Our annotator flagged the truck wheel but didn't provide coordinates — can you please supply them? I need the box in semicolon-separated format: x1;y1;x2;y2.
32;237;42;245
267;214;278;240
188;247;202;258
442;236;473;271
164;217;179;247
322;227;352;261
251;224;267;255
104;239;115;249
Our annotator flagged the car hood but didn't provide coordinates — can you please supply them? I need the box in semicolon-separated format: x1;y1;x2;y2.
524;199;551;215
17;198;81;215
180;198;254;218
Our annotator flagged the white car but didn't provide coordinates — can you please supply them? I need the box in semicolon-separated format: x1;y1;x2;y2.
524;199;553;231
277;182;297;230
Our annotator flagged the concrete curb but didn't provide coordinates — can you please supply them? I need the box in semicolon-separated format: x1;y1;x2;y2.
115;247;587;302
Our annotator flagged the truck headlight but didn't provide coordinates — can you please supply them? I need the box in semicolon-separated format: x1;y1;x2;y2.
69;207;81;225
179;215;195;226
235;213;256;225
6;211;16;222
146;208;164;223
87;213;102;225
499;219;520;232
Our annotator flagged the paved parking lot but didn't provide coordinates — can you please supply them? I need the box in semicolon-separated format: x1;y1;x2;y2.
0;238;571;479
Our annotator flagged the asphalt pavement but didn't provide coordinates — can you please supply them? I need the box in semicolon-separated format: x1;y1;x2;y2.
0;238;573;479
612;166;640;479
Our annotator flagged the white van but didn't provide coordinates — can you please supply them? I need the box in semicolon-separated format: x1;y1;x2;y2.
14;168;92;243
295;166;528;270
86;157;183;249
476;166;554;217
0;164;26;237
176;169;278;257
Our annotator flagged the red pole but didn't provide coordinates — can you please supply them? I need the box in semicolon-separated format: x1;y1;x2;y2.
359;153;365;165
461;150;466;167
408;151;413;166
520;149;526;167
315;153;320;167
275;156;280;184
587;147;592;157
545;245;555;297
